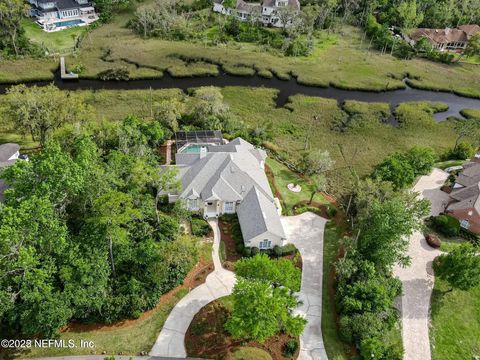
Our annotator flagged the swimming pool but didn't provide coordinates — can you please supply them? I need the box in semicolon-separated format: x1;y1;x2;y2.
54;19;85;28
180;144;208;154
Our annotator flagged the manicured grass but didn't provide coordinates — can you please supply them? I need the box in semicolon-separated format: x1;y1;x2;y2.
425;225;466;252
430;278;480;360
322;223;350;360
22;19;86;54
231;347;273;360
265;157;327;214
17;288;188;358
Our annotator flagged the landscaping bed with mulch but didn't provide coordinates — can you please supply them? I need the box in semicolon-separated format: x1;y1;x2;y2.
185;298;299;360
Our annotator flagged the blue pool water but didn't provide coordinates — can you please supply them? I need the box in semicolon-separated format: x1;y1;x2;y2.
180;144;208;154
54;19;85;28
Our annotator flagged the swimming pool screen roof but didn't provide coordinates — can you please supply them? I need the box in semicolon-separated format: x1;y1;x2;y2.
175;130;223;149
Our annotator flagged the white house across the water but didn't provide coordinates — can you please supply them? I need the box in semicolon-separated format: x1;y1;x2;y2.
213;0;301;28
28;0;98;32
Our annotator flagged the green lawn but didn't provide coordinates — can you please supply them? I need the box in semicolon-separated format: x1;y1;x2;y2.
13;288;188;358
231;347;272;360
434;159;466;170
22;19;86;54
265;157;327;214
430;278;480;360
322;223;351;360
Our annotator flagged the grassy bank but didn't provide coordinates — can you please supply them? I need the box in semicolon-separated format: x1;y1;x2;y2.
68;17;480;97
430;278;480;360
221;87;459;194
1;2;480;97
322;223;350;360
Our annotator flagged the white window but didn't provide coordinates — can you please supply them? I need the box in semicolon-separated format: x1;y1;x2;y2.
259;239;272;249
460;219;470;229
224;201;235;213
187;199;199;211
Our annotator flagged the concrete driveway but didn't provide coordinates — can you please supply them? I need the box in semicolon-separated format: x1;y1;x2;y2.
394;168;448;360
150;219;236;358
281;212;328;360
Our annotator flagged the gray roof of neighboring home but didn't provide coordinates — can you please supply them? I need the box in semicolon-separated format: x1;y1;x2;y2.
263;0;300;9
237;186;286;240
37;0;91;9
0;143;19;163
455;162;480;187
236;0;261;12
175;137;284;242
448;163;480;213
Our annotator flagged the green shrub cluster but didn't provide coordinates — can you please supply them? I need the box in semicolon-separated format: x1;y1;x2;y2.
431;215;460;237
283;339;298;357
442;142;476;161
373;145;436;189
191;217;211;237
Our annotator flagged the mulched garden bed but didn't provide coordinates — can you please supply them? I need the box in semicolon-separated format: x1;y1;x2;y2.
185;299;299;360
219;219;242;263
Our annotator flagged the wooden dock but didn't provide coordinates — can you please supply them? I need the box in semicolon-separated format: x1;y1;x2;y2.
60;57;78;80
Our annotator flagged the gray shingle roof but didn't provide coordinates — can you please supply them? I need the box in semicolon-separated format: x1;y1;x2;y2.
237;186;286;241
0;143;19;163
175;137;284;243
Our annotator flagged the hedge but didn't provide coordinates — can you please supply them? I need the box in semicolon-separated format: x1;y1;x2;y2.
431;215;460;237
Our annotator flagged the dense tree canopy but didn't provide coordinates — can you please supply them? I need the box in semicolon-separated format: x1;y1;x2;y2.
0;0;33;56
434;243;480;292
225;278;306;342
0;117;199;337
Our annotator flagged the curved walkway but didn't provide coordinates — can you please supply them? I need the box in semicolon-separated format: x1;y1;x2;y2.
394;168;449;360
150;219;236;358
281;212;328;360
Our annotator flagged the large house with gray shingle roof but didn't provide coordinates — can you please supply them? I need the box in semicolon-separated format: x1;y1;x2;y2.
213;0;300;28
165;134;286;249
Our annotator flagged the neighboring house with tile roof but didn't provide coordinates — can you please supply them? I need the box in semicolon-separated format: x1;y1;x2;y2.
446;161;480;233
409;24;480;52
213;0;300;28
28;0;98;32
165;134;286;249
